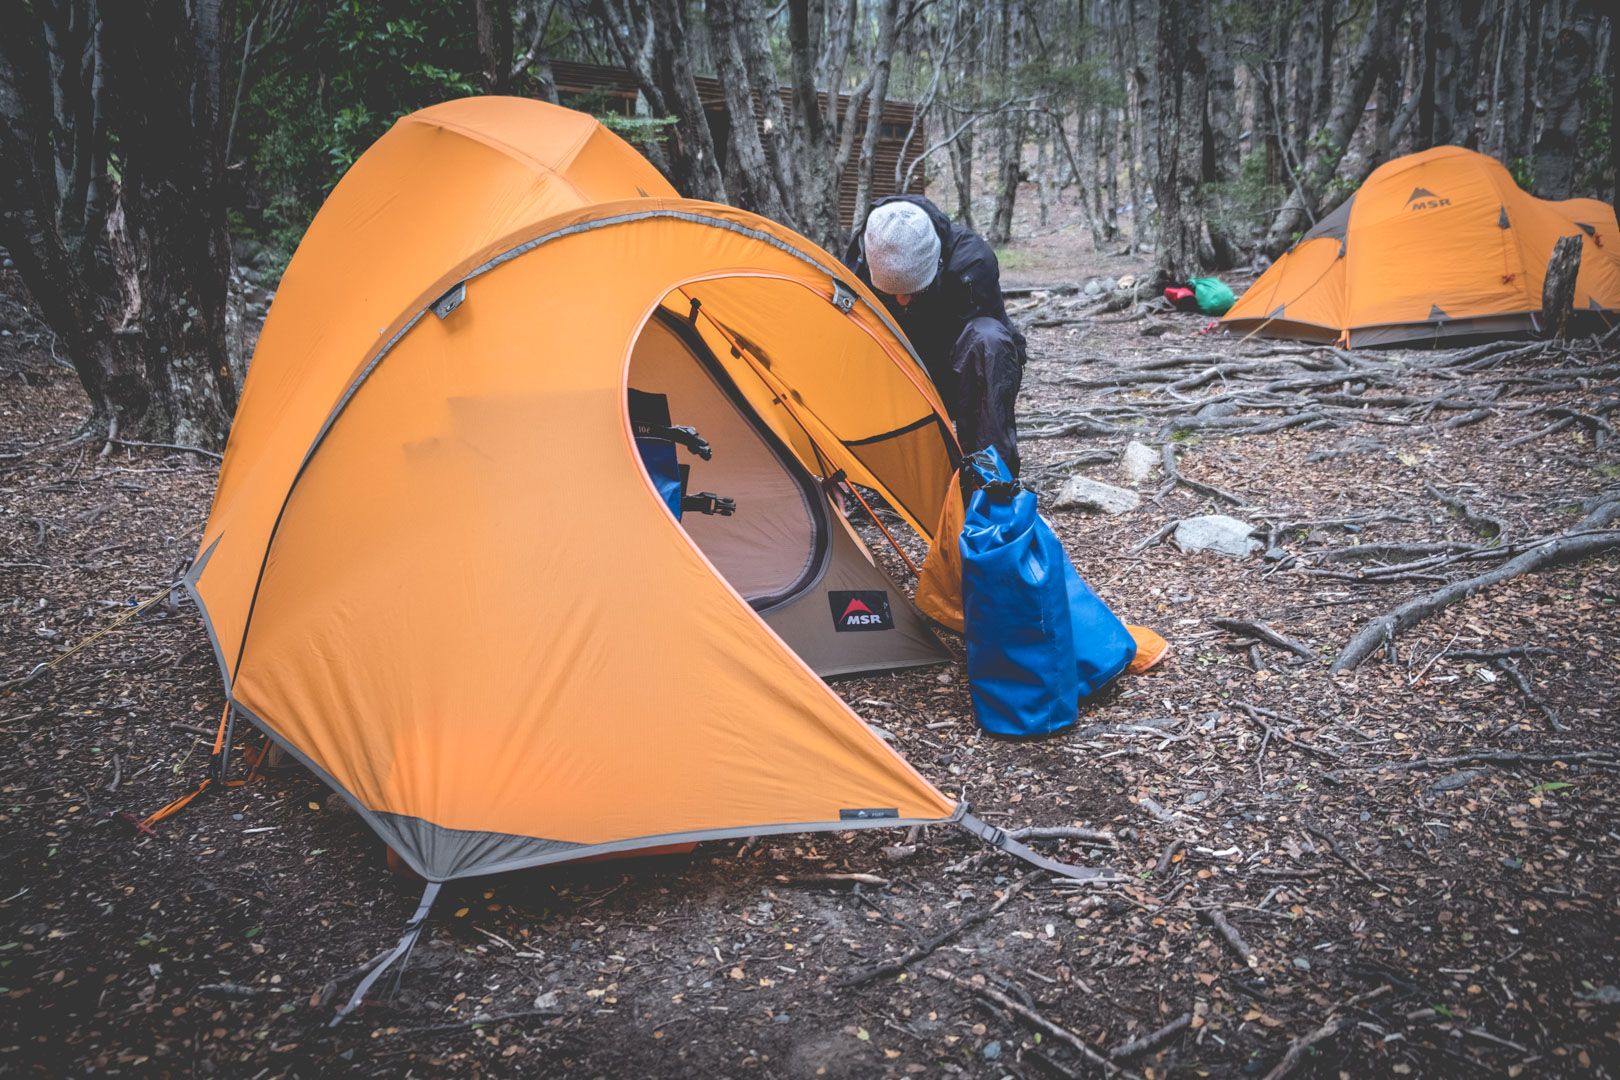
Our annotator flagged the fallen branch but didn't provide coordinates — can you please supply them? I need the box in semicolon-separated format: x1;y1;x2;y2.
842;876;1030;986
1157;443;1243;505
1212;618;1318;661
1262;1016;1345;1080
788;872;890;887
1109;1013;1192;1060
1200;908;1257;969
1332;507;1620;671
1424;481;1507;540
926;967;1135;1078
1304;822;1384;889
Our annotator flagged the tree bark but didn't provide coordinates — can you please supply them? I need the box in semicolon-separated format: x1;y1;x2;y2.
475;0;513;94
1532;0;1599;199
1;0;238;447
1261;1;1394;255
853;0;904;228
707;0;787;219
987;0;1026;247
1540;234;1582;340
1153;0;1211;282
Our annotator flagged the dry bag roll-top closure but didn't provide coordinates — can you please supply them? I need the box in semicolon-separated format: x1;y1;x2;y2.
958;448;1135;737
629;388;735;520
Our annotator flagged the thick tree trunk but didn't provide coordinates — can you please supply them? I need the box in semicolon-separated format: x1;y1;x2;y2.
1;0;237;447
987;0;1026;247
1261;1;1393;255
475;0;513;94
730;0;801;223
853;0;903;228
1540;234;1582;340
707;0;787;220
787;0;844;248
646;0;725;201
1532;0;1599;199
1153;0;1210;282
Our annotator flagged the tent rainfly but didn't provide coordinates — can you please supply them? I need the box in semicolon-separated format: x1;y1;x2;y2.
1223;146;1620;347
185;97;1110;1019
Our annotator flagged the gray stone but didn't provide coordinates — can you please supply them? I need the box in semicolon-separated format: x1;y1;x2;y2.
1173;515;1260;557
1118;440;1159;484
1084;278;1105;297
1055;475;1140;515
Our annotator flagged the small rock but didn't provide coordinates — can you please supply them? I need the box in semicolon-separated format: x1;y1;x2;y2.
866;724;896;743
1263;546;1290;562
1055;475;1140;515
1197;400;1240;419
1292;957;1312;971
1083;279;1105;297
1097;277;1118;293
1501;856;1523;871
1173;515;1260;558
1118;440;1159;484
1184;790;1208;805
534;989;559;1010
982;1041;1002;1060
1117;274;1137;289
773;1012;792;1023
1424;768;1486;796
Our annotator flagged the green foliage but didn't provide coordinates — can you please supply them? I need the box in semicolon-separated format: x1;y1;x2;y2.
597;113;679;151
233;1;480;264
1576;72;1614;199
1506;156;1535;191
1202;151;1286;242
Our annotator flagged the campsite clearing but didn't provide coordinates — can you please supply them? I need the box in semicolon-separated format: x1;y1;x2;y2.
2;261;1617;1076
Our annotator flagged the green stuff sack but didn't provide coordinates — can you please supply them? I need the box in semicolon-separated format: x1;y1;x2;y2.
1190;277;1235;315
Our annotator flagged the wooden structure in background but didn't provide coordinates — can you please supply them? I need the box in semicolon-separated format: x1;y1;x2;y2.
549;59;926;227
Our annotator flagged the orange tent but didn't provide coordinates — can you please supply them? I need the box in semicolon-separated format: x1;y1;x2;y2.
1223;146;1620;347
187;96;1099;920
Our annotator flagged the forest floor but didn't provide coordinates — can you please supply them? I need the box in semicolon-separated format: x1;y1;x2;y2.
3;212;1620;1080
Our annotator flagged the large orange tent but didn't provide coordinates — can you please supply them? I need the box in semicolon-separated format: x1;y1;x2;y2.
1223;146;1620;347
186;96;1099;976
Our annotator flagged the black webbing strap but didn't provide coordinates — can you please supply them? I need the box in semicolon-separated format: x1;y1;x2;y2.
958;813;1124;883
331;881;442;1026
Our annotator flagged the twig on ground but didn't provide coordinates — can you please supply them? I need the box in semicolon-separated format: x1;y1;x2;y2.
1109;1013;1192;1060
1212;618;1318;661
1346;749;1618;773
842;876;1030;986
926;967;1135;1078
1305;822;1384;889
1262;1017;1345;1080
1201;908;1258;968
1007;826;1115;846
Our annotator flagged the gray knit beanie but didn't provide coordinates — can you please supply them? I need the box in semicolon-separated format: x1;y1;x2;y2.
863;201;941;296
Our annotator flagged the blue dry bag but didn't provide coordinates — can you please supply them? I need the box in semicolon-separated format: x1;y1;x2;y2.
959;448;1136;737
629;388;736;521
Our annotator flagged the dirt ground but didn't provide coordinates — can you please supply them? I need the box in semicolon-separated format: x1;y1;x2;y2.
3;184;1620;1079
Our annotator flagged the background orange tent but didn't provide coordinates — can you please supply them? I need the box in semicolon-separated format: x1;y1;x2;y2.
185;99;1106;992
1223;146;1620;347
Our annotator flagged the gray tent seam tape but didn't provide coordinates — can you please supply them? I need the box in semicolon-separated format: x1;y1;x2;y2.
957;812;1124;883
331;881;441;1025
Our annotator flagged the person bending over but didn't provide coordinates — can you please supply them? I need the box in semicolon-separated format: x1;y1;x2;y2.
844;196;1027;474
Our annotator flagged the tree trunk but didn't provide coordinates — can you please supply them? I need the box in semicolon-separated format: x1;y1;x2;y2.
787;0;844;248
1532;0;1599;199
987;0;1026;247
475;0;513;94
707;0;787;220
731;0;801;224
1;0;238;447
1540;234;1582;340
1153;0;1210;283
853;0;903;228
1261;0;1393;255
646;0;726;201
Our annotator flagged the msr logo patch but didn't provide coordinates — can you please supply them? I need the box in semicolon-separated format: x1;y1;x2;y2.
829;590;894;632
1406;186;1450;211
